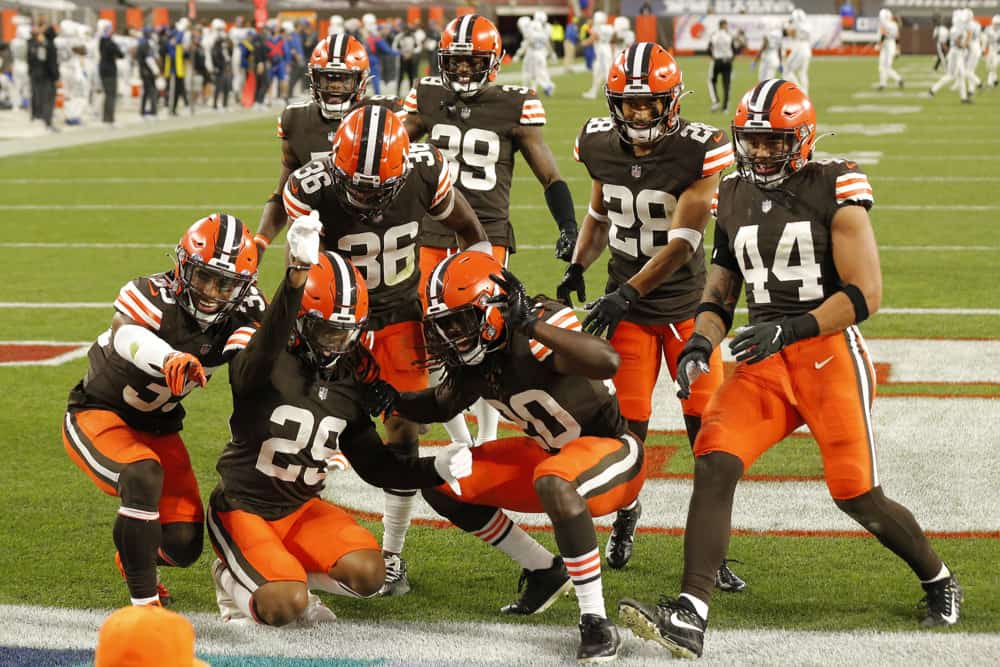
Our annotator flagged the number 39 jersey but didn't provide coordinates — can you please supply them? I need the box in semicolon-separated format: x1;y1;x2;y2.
68;272;266;434
451;300;627;452
712;160;875;324
574;116;734;324
404;77;547;250
282;144;453;329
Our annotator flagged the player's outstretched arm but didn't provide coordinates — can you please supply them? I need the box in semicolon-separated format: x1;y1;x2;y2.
394;377;478;425
340;424;451;490
111;313;207;395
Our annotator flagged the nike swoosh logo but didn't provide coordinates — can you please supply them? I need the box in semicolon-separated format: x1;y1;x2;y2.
771;325;782;344
669;612;704;634
814;356;834;370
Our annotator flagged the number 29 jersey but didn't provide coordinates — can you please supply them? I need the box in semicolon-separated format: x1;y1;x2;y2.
574;116;734;324
711;160;875;324
404;76;547;250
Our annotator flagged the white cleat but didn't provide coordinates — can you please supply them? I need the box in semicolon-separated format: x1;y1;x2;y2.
295;592;337;626
211;559;251;624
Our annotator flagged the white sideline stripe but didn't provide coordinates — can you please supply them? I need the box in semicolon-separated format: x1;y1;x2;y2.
1;604;997;667
4;204;999;212
2;242;999;252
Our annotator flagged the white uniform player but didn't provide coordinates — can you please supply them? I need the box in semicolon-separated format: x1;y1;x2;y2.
930;11;971;103
985;15;1000;87
756;28;782;81
583;12;614;99
964;10;983;90
613;16;635;49
519;17;556;96
784;8;812;92
933;21;950;70
877;9;903;89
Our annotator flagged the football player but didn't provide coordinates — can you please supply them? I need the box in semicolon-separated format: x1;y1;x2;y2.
391;251;644;664
61;214;265;607
563;43;743;590
876;9;904;90
282;104;488;596
930;9;971;102
986;15;1000;88
208;226;472;627
618;80;962;659
255;34;402;255
783;8;812;93
402;14;579;450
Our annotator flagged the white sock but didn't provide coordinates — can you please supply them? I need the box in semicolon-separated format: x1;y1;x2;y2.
307;573;372;598
680;593;709;621
381;491;415;555
130;594;159;606
621;499;639;512
472;398;499;445
922;563;951;585
218;563;257;621
442;413;473;445
564;548;605;619
473;510;554;571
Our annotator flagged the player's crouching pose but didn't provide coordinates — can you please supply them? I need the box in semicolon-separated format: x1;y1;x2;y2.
62;214;264;607
207;219;472;627
390;251;645;663
617;80;962;659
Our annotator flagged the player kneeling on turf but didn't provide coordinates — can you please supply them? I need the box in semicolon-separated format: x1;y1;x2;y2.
206;216;471;627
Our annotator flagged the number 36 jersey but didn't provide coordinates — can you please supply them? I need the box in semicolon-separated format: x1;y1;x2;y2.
282;143;453;328
68;272;266;434
574;116;734;324
712;160;875;324
404;77;547;250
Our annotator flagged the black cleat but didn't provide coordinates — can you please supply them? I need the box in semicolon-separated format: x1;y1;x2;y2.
919;574;963;627
715;558;747;592
618;596;705;659
500;556;572;615
577;614;621;663
605;501;642;569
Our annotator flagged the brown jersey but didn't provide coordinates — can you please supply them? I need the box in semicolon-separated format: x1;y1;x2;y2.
67;272;266;434
277;96;406;170
404;77;546;250
215;280;441;520
575;116;734;324
417;301;626;452
712;159;875;324
282;142;452;329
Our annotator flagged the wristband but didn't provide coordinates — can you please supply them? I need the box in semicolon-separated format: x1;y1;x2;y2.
695;302;734;333
785;313;820;343
253;234;271;249
841;284;870;324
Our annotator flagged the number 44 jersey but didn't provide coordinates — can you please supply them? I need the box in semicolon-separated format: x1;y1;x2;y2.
711;160;875;324
574;116;734;324
403;77;546;250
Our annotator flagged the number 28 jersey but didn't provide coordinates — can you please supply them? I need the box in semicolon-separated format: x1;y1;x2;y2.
404;77;547;250
712;160;875;324
575;116;734;324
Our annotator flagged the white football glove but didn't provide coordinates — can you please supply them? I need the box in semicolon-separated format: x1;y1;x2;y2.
433;442;473;496
287;211;322;266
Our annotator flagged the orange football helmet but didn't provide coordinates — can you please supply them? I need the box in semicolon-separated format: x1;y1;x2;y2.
423;250;506;367
296;251;370;370
606;42;684;144
438;14;504;97
174;213;258;325
308;34;371;120
330;105;411;220
733;79;817;188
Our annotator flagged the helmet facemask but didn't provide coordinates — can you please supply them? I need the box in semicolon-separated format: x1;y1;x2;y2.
332;162;409;222
607;88;681;145
733;125;812;189
296;312;364;372
439;48;498;98
174;249;254;327
310;67;368;120
423;302;495;368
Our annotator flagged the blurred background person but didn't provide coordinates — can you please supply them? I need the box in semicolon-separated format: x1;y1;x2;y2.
582;11;612;99
707;18;735;112
212;29;233;110
97;18;123;127
423;19;441;75
393;19;423;97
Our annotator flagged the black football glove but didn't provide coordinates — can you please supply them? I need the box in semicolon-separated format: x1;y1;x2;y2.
729;315;818;364
582;283;639;339
489;268;539;334
675;333;714;399
554;228;578;263
556;263;586;307
363;379;399;421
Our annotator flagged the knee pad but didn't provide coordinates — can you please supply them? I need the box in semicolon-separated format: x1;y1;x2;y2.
117;460;164;510
420;487;496;533
159;522;204;567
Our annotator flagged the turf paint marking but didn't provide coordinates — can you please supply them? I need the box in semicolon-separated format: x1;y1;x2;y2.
827;104;924;115
0;341;89;366
1;604;995;667
819;123;906;135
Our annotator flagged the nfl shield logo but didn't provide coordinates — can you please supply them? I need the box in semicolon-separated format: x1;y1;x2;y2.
460;106;471;120
762;200;772;214
327;131;334;143
199;344;211;355
318;386;328;400
630;164;642;179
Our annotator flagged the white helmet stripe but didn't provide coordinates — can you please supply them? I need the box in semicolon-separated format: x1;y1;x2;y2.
629;42;648;81
328;252;354;317
216;214;238;264
331;33;345;63
457;14;475;44
749;78;780;113
362;105;382;176
426;255;454;310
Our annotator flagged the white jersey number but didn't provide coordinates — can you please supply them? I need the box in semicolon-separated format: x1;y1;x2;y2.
256;405;347;487
734;221;823;304
338;221;420;289
430;124;500;191
602;184;677;260
488;389;582;451
293;161;332;195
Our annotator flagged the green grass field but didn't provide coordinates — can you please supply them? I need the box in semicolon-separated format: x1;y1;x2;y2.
1;56;998;643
